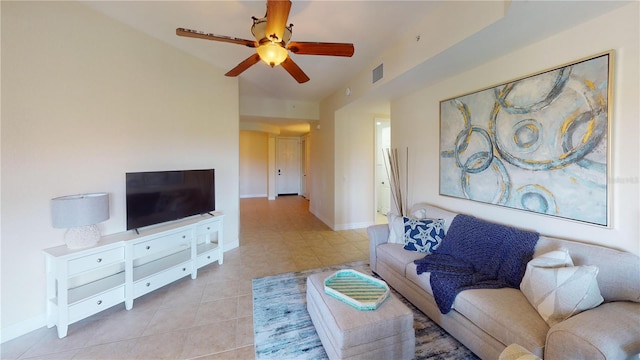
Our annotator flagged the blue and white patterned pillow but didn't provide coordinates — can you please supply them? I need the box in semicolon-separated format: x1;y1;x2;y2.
403;217;445;254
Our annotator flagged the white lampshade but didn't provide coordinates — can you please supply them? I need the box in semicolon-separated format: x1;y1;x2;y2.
51;193;109;249
52;193;109;228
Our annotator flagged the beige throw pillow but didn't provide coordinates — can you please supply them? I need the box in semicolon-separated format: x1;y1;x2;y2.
386;212;405;244
520;248;604;327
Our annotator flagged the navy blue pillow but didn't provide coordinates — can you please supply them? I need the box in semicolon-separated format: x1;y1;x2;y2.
403;217;445;253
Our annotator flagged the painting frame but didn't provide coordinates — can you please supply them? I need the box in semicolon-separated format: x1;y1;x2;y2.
439;51;613;227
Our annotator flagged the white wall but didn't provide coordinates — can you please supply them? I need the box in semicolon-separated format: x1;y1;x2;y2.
314;1;508;231
240;96;319;120
239;131;268;198
309;107;336;227
333;109;376;230
1;2;240;340
392;3;639;254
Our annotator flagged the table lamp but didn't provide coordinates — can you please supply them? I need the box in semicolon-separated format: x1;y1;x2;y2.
51;193;110;249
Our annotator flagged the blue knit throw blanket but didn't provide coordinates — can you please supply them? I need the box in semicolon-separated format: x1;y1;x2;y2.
415;214;539;314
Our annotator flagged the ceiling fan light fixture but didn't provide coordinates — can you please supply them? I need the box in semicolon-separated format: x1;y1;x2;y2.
257;42;288;67
176;0;353;83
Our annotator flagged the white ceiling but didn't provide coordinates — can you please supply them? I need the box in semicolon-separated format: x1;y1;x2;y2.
83;1;628;136
83;0;439;103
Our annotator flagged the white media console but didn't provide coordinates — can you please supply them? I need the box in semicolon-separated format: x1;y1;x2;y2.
43;212;224;338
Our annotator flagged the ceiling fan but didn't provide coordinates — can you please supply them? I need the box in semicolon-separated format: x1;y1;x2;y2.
176;0;354;84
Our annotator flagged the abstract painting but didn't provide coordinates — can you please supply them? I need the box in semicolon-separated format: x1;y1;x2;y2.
439;52;611;226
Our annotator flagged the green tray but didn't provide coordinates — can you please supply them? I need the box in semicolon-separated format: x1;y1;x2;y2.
323;269;390;311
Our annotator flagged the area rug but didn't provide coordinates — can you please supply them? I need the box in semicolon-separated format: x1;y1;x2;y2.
252;261;479;360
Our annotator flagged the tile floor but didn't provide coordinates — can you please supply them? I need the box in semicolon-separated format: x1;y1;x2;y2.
1;196;376;359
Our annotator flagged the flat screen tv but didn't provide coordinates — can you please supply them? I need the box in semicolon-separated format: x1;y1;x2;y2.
126;169;215;230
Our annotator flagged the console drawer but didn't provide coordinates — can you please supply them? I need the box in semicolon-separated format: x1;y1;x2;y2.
196;220;220;236
68;286;125;323
68;247;125;277
133;230;191;258
133;262;192;298
197;251;219;268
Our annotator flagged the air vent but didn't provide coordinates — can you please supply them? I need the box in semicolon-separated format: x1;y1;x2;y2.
372;64;383;83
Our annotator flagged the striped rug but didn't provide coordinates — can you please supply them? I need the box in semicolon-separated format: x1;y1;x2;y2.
252;261;479;360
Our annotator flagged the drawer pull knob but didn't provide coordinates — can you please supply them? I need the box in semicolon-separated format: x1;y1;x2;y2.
146;246;150;250
96;258;102;263
207;227;210;230
182;267;186;271
146;282;151;287
207;256;211;259
182;235;186;239
97;300;102;305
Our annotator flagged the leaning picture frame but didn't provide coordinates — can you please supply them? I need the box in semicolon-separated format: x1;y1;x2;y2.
439;51;612;226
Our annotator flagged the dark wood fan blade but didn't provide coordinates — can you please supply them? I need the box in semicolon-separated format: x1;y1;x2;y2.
266;0;291;42
176;28;257;48
281;56;310;83
287;42;355;57
225;53;261;77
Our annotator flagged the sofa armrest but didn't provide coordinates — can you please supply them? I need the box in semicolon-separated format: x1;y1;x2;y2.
545;301;640;360
367;224;389;273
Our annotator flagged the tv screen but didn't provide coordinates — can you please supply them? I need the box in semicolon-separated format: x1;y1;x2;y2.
126;169;215;230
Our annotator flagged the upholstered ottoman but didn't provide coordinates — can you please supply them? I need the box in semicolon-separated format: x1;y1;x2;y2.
306;271;415;360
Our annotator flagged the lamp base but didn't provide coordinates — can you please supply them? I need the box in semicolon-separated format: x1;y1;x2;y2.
64;225;101;249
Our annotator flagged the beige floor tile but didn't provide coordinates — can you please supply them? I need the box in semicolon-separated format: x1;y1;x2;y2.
180;321;237;359
84;306;156;347
235;317;253;348
237;295;253;318
128;287;170;311
236;279;253;296
193;298;238;327
142;305;198;336
201;280;239;302
235;345;255;360
129;331;188;359
160;278;207;309
187;349;236;360
20;320;100;359
0;327;49;359
20;349;78;360
71;338;137;359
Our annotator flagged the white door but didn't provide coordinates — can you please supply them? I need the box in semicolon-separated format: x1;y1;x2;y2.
376;121;391;214
301;136;310;199
276;137;301;195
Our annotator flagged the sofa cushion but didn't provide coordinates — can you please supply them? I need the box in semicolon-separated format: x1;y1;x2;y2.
521;249;604;326
499;344;541;360
377;243;425;277
545;301;640;360
405;262;434;297
535;236;640;302
415;214;539;314
402;217;445;254
454;288;548;356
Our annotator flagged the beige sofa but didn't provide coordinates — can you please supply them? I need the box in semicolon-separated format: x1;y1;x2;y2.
368;203;640;359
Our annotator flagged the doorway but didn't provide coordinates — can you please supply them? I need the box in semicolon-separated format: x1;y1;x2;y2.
276;137;301;195
375;119;391;222
301;135;310;199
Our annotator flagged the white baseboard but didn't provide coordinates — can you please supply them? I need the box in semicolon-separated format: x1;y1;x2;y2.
333;221;374;231
1;314;46;343
239;194;267;199
223;238;239;252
